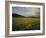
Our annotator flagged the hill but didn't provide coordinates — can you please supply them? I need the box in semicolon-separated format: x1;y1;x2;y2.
12;13;25;17
12;13;40;18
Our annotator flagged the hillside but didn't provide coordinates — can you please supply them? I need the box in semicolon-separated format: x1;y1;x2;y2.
12;13;25;17
12;13;40;18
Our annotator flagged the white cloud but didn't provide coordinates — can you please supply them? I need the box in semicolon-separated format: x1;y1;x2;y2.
12;7;40;17
32;8;40;17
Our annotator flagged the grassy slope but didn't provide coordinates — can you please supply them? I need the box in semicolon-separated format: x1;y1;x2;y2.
12;17;40;31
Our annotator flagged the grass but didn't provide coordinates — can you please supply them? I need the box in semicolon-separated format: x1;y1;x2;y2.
12;17;40;31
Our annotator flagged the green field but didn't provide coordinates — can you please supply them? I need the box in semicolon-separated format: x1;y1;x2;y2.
12;17;40;31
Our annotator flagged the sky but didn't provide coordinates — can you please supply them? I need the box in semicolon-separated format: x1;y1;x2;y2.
12;7;40;17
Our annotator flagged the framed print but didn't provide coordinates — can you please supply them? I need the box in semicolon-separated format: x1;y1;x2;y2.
5;1;45;37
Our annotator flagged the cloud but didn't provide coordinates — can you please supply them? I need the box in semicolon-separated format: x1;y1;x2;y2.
12;7;40;17
32;8;40;17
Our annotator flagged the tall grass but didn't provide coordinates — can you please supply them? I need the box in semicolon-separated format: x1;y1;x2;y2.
12;17;40;31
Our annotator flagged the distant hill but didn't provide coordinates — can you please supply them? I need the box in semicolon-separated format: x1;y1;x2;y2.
28;16;40;18
12;13;25;17
12;13;40;18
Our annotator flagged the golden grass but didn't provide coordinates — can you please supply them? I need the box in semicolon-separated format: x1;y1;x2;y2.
12;17;40;24
12;17;40;30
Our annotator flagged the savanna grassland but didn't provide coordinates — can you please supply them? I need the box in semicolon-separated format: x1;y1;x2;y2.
12;17;40;31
